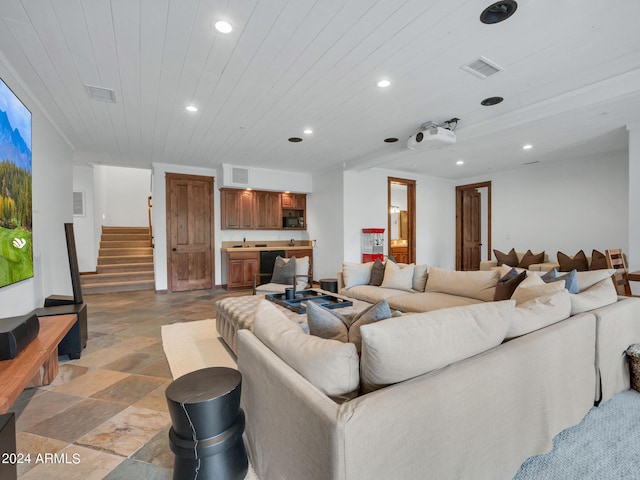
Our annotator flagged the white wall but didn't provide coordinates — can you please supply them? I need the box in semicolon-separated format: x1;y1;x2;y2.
458;150;629;263
72;166;97;272
93;165;151;226
0;63;74;317
308;167;344;281
342;168;456;269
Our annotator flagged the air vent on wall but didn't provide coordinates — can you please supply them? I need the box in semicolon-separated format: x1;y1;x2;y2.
460;56;503;79
85;84;116;103
231;167;250;185
73;191;85;216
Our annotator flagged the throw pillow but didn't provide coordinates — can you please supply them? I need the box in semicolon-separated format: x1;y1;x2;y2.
426;267;500;302
557;250;589;272
589;250;608;270
271;256;296;284
306;300;349;342
493;248;518;267
575;269;614;291
494;268;527;301
541;268;579;294
517;250;545;269
369;258;386;286
380;261;415;291
346;300;393;354
412;264;429;292
511;273;565;304
308;300;393;355
342;261;372;289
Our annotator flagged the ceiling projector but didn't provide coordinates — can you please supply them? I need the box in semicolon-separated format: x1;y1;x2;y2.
407;125;456;149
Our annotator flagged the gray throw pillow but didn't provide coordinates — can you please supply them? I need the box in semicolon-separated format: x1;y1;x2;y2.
271;256;296;284
306;300;349;342
369;258;385;286
542;268;579;294
347;300;393;354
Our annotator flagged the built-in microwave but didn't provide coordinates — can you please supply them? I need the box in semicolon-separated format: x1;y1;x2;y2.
283;216;303;228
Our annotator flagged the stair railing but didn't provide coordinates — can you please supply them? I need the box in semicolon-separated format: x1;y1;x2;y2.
148;195;154;248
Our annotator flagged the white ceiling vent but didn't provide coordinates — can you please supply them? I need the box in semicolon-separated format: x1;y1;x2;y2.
231;167;250;185
85;84;116;103
460;56;503;79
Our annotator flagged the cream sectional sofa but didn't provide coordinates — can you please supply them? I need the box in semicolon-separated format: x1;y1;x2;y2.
235;264;640;480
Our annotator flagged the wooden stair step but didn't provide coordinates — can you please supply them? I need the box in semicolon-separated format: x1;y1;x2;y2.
101;234;150;242
98;255;154;265
99;247;153;257
100;240;151;249
102;226;149;234
80;271;154;285
96;263;154;274
81;279;156;295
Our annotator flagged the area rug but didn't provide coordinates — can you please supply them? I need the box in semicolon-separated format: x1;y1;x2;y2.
161;319;259;480
514;389;640;479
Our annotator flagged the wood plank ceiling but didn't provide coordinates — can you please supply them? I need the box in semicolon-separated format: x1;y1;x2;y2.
1;0;639;179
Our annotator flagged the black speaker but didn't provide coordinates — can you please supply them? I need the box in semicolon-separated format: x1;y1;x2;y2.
0;414;17;480
0;314;39;361
64;222;83;304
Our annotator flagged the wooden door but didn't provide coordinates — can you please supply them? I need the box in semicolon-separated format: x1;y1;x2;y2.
461;188;481;271
166;174;214;292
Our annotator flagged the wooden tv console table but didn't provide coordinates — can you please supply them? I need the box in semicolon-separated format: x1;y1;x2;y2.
0;314;76;414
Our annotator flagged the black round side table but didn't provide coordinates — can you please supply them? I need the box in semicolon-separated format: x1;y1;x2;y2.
319;278;338;293
165;367;248;480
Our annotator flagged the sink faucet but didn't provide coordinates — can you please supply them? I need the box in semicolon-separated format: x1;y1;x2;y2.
243;237;246;247
289;238;295;246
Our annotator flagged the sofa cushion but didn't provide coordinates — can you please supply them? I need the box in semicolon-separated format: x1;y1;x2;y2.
387;292;483;313
306;300;349;342
380;261;415;291
518;250;546;269
589;249;608;270
511;273;565;304
271;256;296;284
341;284;408;304
569;277;618;315
541;268;579;294
369;258;385;286
557;250;589;272
253;300;359;399
359;301;514;393
413;264;429;292
494;268;527;301
493;248;518;266
342;261;372;288
505;290;572;339
426;267;499;302
575;269;614;291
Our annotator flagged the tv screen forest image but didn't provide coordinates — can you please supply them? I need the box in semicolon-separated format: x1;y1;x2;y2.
0;77;33;288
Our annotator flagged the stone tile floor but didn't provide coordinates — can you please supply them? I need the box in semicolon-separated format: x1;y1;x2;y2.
10;287;247;480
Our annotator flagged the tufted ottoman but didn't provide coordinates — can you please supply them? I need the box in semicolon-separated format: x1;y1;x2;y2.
215;290;371;355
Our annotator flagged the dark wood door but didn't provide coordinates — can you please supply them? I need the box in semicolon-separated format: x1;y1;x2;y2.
461;188;481;270
166;174;214;292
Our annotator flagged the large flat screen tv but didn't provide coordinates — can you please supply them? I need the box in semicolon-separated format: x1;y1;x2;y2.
0;77;33;288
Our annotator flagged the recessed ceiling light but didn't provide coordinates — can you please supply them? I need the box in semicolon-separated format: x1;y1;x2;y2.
481;96;504;106
185;105;198;112
384;137;399;143
214;21;232;33
288;137;303;143
376;79;391;88
456;160;464;165
480;1;518;24
303;128;313;135
522;144;533;150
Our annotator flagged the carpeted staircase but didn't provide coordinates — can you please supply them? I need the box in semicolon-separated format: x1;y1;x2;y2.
80;226;155;294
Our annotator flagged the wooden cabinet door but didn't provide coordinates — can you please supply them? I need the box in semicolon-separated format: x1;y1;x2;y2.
167;174;213;292
227;251;259;288
221;189;254;229
228;259;245;288
254;191;281;229
293;194;306;210
243;258;259;285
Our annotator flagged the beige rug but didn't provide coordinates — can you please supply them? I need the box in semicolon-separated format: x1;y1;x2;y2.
161;319;259;480
161;319;236;378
